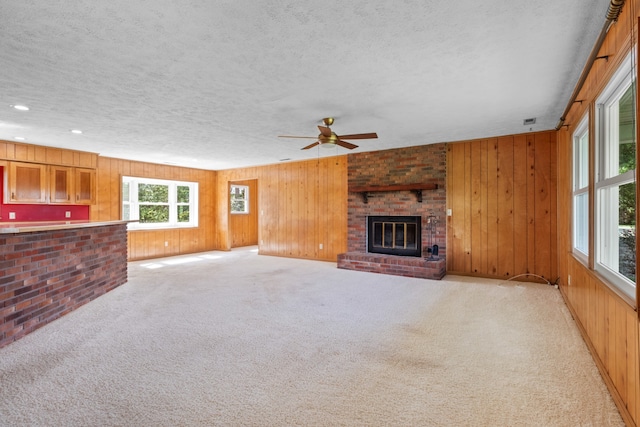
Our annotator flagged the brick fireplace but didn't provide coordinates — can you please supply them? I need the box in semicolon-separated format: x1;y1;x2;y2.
337;143;447;279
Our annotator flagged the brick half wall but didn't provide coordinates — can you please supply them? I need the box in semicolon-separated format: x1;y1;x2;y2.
0;223;128;348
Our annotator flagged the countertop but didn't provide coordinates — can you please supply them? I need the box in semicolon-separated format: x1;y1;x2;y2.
0;220;134;234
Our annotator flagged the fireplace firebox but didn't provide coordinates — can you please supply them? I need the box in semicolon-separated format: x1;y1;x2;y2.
367;216;421;257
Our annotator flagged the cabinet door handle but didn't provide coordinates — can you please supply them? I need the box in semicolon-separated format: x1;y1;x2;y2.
76;194;79;201
68;194;70;201
11;192;15;200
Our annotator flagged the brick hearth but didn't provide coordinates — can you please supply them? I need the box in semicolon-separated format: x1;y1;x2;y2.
337;252;446;279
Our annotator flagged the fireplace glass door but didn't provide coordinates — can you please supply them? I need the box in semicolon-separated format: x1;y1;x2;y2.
367;216;421;257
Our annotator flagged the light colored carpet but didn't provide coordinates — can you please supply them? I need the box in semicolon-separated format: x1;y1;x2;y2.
0;247;624;426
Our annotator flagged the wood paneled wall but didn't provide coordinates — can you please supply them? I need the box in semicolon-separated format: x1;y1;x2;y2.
217;156;347;262
447;131;557;282
92;157;217;260
0;140;97;168
556;2;640;425
229;179;258;248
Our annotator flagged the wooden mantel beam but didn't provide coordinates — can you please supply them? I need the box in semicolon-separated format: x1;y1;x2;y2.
349;183;438;204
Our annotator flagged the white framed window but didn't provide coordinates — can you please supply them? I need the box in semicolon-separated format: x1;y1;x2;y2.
122;176;199;230
230;184;249;214
573;114;590;260
595;51;636;300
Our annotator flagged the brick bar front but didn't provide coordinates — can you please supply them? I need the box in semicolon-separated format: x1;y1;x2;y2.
0;222;128;348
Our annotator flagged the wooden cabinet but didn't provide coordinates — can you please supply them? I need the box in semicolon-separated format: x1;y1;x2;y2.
5;162;95;205
74;168;95;205
7;161;47;203
50;166;73;203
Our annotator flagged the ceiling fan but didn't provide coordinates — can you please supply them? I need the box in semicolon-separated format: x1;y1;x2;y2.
278;117;378;150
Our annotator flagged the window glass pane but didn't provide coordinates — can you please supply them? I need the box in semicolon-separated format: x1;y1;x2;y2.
177;186;190;203
139;205;169;223
575;131;589;190
177;205;190;223
122;205;130;221
574;193;589;255
620;182;636;283
138;184;169;203
231;186;246;200
122;182;130;202
618;83;636;174
598;182;636;284
231;200;246;213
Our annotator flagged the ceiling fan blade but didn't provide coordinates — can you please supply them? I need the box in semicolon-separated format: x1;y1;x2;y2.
318;126;332;137
301;141;320;150
337;132;378;140
337;140;358;149
278;135;318;139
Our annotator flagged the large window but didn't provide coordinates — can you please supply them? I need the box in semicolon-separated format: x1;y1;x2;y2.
595;52;636;299
122;176;198;229
573;114;589;260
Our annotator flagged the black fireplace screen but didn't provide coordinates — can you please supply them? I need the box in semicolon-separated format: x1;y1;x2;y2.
367;216;421;257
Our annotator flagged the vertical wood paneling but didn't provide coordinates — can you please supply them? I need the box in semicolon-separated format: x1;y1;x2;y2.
549;132;558;281
497;136;514;277
448;143;466;273
446;131;557;281
463;142;473;273
534;132;552;280
513;135;528;277
480;139;489;274
486;138;499;276
555;4;640;424
526;134;537;276
215;156;346;262
470;141;483;274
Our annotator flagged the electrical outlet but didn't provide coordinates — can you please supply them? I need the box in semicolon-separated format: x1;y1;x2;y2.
9;212;15;220
568;275;571;286
447;209;452;216
65;211;71;218
319;243;323;250
164;241;168;247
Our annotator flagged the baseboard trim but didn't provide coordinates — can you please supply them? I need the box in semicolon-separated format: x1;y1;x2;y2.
558;286;636;427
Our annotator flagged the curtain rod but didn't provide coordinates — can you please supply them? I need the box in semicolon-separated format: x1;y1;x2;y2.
555;0;626;130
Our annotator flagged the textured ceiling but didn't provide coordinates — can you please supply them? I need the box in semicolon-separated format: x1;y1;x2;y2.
0;0;610;170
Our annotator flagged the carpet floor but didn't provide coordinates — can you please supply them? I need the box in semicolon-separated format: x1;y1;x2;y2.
0;247;624;426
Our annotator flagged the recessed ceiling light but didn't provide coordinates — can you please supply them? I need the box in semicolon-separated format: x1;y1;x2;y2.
70;129;83;134
11;105;29;111
13;136;26;141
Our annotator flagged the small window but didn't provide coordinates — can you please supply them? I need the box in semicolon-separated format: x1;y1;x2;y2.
122;176;198;229
230;185;249;214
